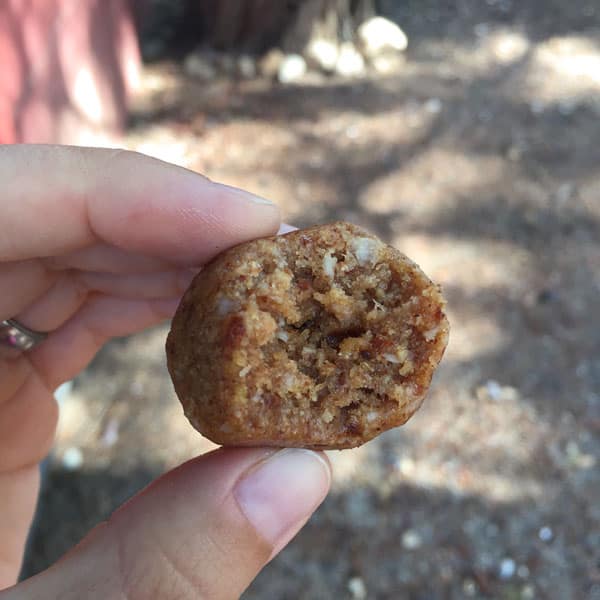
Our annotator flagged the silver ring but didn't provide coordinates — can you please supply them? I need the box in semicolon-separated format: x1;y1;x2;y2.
0;319;48;355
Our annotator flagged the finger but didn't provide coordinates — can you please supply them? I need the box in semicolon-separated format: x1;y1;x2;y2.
14;268;195;334
78;269;196;300
4;448;331;599
0;146;280;264
0;371;58;471
46;243;177;274
0;359;30;408
12;272;88;332
0;260;57;322
0;258;189;327
29;295;180;389
0;465;40;589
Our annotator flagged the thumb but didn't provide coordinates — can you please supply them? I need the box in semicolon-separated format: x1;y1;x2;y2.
3;448;331;600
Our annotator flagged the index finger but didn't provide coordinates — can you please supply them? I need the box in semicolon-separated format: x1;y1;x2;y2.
0;145;281;264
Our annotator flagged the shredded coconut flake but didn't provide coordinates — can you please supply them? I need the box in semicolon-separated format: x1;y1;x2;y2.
399;360;414;376
239;365;252;377
384;353;400;363
350;237;380;266
217;297;236;316
424;326;439;341
276;330;289;342
321;409;334;423
366;411;378;422
397;347;410;363
322;250;338;278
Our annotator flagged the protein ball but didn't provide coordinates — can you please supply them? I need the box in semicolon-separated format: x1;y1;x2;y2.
166;222;449;449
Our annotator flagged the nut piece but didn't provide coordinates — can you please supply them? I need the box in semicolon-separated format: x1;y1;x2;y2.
166;222;449;449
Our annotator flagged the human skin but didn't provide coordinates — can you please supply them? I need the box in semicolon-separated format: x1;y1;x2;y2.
0;145;331;599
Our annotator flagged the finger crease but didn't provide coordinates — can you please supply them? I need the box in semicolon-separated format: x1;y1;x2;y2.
154;538;205;599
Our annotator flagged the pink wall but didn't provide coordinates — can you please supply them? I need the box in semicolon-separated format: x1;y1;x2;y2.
0;0;141;143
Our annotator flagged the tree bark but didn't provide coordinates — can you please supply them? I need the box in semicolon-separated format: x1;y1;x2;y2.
0;0;140;143
194;0;378;54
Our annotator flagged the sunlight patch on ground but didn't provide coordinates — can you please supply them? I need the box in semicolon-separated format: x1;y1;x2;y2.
484;29;530;66
444;312;509;363
328;386;554;504
394;235;534;293
358;149;506;216
315;107;437;148
504;33;600;106
328;434;548;504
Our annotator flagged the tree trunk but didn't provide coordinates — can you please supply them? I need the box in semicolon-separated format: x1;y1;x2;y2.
194;0;378;54
0;0;140;143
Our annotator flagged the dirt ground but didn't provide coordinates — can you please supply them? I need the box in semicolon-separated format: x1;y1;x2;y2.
22;2;600;599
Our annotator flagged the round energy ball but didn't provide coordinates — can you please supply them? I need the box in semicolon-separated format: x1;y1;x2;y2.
167;222;449;449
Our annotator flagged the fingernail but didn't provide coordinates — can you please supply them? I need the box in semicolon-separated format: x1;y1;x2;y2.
214;183;275;205
277;223;298;235
234;449;331;548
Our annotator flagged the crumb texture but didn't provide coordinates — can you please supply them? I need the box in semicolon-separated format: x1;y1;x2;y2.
166;222;449;449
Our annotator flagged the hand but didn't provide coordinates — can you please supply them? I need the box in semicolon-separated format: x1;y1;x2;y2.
0;146;331;599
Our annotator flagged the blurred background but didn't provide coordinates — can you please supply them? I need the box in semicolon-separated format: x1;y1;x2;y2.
3;0;599;598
